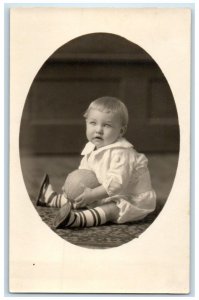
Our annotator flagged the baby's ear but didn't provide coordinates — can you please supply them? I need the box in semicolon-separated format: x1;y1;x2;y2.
120;125;127;136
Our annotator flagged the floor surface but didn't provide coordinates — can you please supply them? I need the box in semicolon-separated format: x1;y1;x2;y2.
20;153;178;249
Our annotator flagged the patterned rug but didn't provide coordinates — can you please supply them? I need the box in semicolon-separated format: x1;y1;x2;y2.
33;199;162;249
21;155;169;249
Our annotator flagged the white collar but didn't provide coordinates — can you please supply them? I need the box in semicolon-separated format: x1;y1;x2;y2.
81;138;133;156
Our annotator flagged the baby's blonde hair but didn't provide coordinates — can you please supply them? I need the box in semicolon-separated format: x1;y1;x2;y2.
84;96;129;127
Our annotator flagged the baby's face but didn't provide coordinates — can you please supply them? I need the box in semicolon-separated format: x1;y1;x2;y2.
86;109;125;149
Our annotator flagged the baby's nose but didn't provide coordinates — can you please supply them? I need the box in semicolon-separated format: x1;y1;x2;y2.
96;125;103;133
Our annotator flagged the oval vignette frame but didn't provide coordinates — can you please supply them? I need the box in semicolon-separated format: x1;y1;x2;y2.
19;33;180;249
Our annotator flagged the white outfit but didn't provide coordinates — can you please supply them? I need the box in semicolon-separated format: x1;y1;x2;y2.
78;138;156;224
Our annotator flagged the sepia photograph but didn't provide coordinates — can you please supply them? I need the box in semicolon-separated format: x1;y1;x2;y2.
20;32;179;249
9;7;191;293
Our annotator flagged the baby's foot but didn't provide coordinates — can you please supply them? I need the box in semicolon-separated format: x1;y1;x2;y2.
36;174;50;206
53;201;73;229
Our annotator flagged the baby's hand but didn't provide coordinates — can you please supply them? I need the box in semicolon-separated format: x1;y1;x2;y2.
74;187;94;209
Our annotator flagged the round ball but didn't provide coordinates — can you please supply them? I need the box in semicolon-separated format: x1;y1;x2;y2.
64;169;100;201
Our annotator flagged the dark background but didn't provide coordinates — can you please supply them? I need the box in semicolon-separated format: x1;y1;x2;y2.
20;33;179;156
19;33;179;222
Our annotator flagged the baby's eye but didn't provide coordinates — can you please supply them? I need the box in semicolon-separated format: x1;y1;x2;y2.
104;124;111;128
90;121;96;125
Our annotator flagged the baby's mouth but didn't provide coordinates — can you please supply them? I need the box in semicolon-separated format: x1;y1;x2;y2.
93;136;103;141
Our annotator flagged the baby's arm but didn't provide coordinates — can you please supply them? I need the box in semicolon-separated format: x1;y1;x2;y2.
75;149;134;208
74;185;108;208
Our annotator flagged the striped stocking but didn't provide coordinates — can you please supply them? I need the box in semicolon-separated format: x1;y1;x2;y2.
54;203;107;229
36;174;67;208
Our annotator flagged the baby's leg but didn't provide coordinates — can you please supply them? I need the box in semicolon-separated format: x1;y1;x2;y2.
36;174;67;208
54;201;119;229
100;202;120;222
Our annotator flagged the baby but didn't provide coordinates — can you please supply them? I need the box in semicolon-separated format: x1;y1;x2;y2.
37;96;156;228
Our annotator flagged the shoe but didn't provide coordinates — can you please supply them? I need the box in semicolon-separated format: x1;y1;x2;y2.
36;174;50;206
53;201;72;229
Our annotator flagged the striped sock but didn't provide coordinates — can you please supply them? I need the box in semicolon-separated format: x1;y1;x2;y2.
41;184;67;208
56;207;107;228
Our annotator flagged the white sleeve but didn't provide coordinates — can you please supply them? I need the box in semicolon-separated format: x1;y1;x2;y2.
103;149;135;196
78;155;90;170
